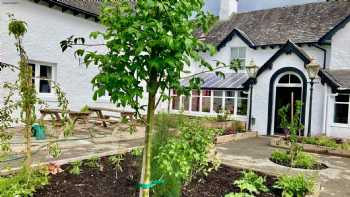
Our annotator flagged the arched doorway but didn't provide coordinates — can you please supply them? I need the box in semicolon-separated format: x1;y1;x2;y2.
267;67;307;136
273;73;303;135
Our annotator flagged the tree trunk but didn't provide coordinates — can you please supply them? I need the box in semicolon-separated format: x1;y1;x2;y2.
139;90;156;197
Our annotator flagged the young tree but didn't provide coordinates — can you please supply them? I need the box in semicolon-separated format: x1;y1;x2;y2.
60;0;233;196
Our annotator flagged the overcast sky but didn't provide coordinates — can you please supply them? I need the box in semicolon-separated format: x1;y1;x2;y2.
205;0;325;15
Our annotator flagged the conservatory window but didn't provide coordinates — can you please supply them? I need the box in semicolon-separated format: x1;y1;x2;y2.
201;90;211;112
334;94;349;124
171;90;180;110
213;90;224;113
225;91;235;114
191;90;200;112
237;91;248;116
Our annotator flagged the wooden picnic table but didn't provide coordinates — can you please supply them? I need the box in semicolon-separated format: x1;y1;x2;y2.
39;109;91;124
87;106;136;127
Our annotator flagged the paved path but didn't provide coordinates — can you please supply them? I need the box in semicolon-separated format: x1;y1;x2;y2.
217;137;350;197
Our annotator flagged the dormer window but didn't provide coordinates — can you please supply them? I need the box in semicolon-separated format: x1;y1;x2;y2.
231;47;246;69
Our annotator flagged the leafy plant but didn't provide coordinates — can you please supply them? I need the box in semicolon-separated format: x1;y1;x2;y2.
0;167;49;196
234;171;269;195
292;152;317;169
131;147;143;157
274;174;314;197
80;105;90;113
68;160;82;175
48;143;61;159
217;110;230;122
153;120;219;196
271;150;290;166
278;104;290;130
85;156;100;169
225;193;254;197
109;155;124;179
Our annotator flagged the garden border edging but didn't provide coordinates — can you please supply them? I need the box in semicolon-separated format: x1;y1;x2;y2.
270;137;350;158
215;131;257;144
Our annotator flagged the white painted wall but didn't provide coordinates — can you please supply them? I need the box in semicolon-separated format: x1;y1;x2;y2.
0;0;116;113
330;22;350;69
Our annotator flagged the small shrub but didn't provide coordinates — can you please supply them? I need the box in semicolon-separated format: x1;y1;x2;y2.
292;152;317;169
301;136;318;145
0;167;49;196
317;136;338;148
80;105;89;112
131;147;143;157
217;110;230;122
109;155;124;179
274;174;314;197
69;160;82;175
234;171;269;195
225;193;254;197
85;156;100;169
271;150;290;165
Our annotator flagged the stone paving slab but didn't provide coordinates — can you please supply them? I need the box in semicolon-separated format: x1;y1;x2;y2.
216;137;350;197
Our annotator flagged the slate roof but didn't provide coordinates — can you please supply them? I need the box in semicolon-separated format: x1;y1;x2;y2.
180;73;249;90
203;1;350;48
40;0;101;16
323;69;350;90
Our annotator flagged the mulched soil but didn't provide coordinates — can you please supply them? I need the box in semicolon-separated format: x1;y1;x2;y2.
35;154;281;197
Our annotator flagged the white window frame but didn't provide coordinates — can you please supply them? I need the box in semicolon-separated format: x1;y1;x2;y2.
332;94;350;126
170;89;248;119
231;47;247;69
29;61;56;97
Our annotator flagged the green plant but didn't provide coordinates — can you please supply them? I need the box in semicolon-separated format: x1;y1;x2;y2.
80;105;89;112
278;104;290;130
225;193;254;197
85;156;100;169
109;155;124;179
274;174;314;197
234;171;269;195
217;110;230;122
271;150;290;165
153;120;219;196
0;167;49;196
69;160;82;175
131;147;143;157
292;152;317;169
316;136;338;148
48;143;61;159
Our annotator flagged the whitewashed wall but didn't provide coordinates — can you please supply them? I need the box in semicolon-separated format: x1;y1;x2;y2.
0;0;117;113
330;22;350;69
197;35;327;136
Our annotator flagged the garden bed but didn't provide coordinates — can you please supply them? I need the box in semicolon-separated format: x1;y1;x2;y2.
32;153;318;197
270;137;350;158
216;131;257;144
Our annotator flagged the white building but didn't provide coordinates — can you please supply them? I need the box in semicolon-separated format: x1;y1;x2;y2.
1;0;350;138
170;0;350;138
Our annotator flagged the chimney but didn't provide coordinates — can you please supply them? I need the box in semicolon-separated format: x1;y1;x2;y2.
219;0;238;21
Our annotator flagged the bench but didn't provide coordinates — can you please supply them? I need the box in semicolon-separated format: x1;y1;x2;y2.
87;106;136;127
39;109;91;125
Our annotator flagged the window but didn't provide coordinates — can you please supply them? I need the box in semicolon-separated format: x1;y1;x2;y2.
201;90;211;112
231;47;246;69
334;94;349;124
171;90;180;110
225;91;235;114
182;96;190;111
191;90;200;112
170;89;249;117
237;91;248;115
30;62;55;94
213;90;223;113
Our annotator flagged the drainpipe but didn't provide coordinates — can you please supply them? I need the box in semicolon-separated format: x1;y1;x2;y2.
321;85;328;135
311;43;327;69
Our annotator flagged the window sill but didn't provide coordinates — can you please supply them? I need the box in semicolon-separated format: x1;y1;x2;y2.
330;123;350;128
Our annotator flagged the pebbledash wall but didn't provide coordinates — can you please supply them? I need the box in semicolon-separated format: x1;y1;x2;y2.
0;0;127;112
